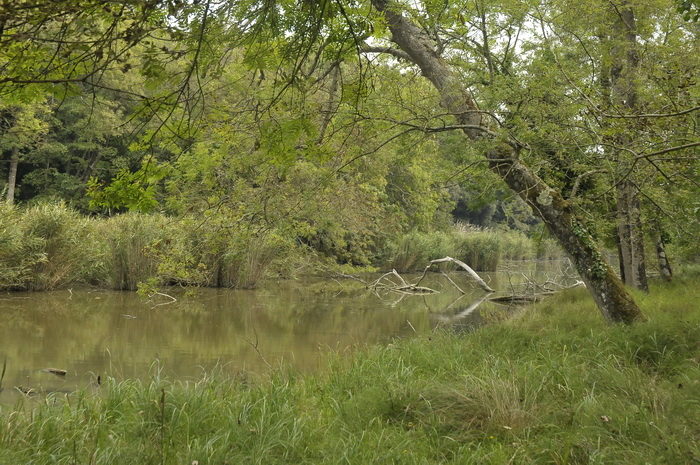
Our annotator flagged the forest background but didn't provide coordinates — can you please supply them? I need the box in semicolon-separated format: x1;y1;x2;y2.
1;0;699;323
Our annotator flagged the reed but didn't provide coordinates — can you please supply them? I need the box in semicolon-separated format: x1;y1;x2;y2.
384;223;538;273
97;213;170;290
0;202;99;290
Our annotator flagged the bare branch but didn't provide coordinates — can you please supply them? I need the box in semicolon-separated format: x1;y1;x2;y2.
361;45;413;62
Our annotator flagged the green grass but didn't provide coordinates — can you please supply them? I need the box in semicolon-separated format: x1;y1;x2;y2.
383;223;562;273
2;278;700;464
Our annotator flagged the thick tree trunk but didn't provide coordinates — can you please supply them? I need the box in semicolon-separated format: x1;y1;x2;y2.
6;146;18;205
372;0;644;323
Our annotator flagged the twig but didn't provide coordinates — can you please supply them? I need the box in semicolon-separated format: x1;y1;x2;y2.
440;271;465;294
246;326;273;370
406;320;419;335
148;292;177;309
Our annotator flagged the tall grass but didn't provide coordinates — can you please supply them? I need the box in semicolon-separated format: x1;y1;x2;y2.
97;213;170;290
384;223;541;272
0;203;294;291
1;275;699;463
0;202;99;290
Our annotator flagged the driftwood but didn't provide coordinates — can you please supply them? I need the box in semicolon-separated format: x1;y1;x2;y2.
350;257;581;307
369;270;439;294
43;368;67;377
369;257;495;295
422;257;495;293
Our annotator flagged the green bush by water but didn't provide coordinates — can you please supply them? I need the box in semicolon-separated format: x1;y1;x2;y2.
1;275;699;464
0;203;294;291
0;202;100;290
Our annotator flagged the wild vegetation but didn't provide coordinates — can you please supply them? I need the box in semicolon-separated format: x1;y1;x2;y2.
0;202;560;291
1;274;699;464
1;0;699;322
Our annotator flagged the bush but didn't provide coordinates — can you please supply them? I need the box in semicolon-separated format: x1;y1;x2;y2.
0;202;99;290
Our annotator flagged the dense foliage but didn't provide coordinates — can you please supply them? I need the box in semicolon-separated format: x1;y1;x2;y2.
1;0;699;301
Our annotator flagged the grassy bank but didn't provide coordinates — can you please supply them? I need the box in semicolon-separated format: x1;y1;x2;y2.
383;223;562;273
1;276;699;464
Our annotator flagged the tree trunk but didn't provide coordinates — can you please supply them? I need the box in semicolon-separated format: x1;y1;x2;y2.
654;224;673;282
616;179;649;291
608;1;649;292
81;150;104;181
6;146;18;205
372;0;644;324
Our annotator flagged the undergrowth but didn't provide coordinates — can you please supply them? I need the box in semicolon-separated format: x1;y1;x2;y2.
1;276;699;464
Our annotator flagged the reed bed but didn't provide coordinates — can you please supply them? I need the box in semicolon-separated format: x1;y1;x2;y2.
0;203;291;291
384;223;554;273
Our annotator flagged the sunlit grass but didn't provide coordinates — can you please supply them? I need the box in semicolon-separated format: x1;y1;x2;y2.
1;276;699;464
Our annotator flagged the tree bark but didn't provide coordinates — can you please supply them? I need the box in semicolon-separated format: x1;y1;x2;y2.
654;224;673;282
371;0;644;323
6;146;18;205
615;179;649;291
608;1;649;292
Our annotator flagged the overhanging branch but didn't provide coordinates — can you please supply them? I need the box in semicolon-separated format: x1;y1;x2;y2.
361;45;413;62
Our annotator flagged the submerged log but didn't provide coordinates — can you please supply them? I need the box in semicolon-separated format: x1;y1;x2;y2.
43;368;67;377
489;280;584;305
488;293;553;305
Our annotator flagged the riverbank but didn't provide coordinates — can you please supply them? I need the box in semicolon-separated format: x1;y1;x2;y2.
1;202;560;293
1;275;699;464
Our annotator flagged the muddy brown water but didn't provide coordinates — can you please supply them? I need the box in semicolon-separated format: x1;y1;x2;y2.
0;262;571;404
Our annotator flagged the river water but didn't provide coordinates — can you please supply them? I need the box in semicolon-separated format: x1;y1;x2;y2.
0;261;572;404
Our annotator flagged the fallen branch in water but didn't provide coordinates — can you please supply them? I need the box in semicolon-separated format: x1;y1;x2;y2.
417;257;495;293
489;280;584;305
369;257;495;295
369;269;439;294
148;291;177;309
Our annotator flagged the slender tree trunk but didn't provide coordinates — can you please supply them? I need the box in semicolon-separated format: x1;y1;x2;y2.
654;223;673;282
81;150;103;181
608;1;649;292
317;65;340;144
615;179;648;291
6;146;18;205
372;0;644;323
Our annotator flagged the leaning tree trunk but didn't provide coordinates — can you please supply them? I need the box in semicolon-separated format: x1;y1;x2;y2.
372;0;644;323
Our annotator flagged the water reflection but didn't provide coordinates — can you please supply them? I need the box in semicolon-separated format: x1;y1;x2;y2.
0;262;569;404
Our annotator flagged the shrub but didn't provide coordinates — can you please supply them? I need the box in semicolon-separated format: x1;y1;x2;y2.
0;202;99;290
97;213;171;290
